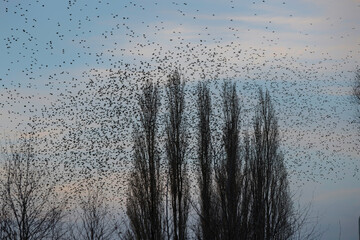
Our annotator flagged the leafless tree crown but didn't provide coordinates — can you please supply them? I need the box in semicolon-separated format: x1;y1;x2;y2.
165;71;190;240
126;78;164;240
0;140;66;240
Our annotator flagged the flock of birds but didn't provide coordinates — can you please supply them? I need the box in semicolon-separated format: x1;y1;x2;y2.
0;0;359;212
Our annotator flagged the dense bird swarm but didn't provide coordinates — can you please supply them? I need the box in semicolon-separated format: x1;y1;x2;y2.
0;0;359;239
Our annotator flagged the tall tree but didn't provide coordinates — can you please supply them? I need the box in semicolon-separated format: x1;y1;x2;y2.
249;88;294;240
165;70;190;240
195;81;215;240
354;68;360;127
126;78;163;240
239;132;252;240
0;140;66;240
354;68;360;103
214;81;243;240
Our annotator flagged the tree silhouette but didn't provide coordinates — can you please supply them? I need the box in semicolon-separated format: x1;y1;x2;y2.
0;140;66;240
354;68;360;126
126;79;164;240
213;81;243;240
0;73;321;240
165;71;190;240
69;186;117;240
354;69;360;103
248;88;294;240
195;81;216;240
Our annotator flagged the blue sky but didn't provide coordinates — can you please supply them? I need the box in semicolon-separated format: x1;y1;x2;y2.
0;0;359;239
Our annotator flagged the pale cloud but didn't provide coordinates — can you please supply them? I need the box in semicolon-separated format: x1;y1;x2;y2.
302;0;360;20
314;187;360;202
228;15;325;31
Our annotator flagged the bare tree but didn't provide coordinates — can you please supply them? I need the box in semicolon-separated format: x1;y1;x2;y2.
239;132;252;240
69;186;117;240
0;140;66;240
354;69;360;128
195;81;216;240
354;68;360;103
248;88;294;240
126;78;164;240
214;81;243;240
165;70;190;240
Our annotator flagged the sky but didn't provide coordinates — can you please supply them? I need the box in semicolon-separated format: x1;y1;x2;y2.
0;0;359;239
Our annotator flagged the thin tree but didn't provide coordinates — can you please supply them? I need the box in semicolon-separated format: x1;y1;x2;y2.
126;78;164;240
70;186;117;240
214;81;243;240
354;68;360;127
248;88;294;240
165;70;190;240
195;81;215;240
354;68;360;103
239;132;252;240
0;140;66;240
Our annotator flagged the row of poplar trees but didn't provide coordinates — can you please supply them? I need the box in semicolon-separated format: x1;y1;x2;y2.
125;70;296;240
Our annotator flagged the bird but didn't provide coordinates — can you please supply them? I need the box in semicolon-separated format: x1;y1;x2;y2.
0;1;359;238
